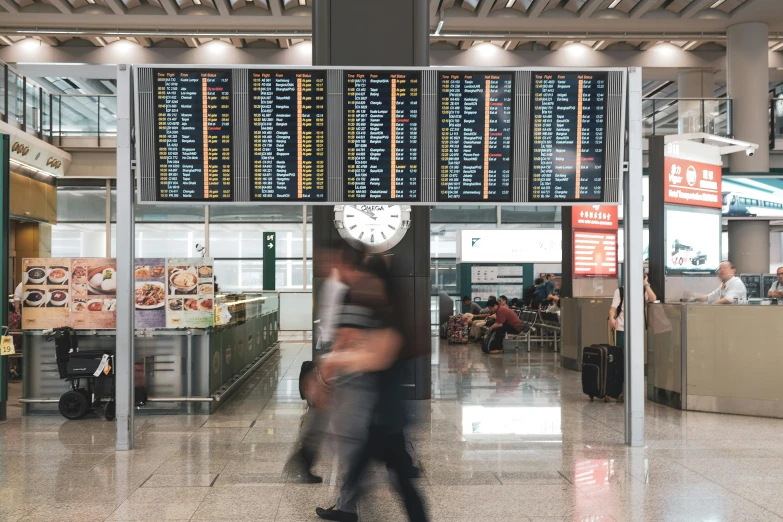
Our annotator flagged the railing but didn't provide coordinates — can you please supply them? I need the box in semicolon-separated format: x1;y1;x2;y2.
642;97;732;139
0;62;117;145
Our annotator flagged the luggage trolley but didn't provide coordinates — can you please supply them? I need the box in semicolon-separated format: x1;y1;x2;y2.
48;327;117;421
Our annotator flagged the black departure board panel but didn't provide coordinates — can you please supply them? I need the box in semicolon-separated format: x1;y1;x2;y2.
345;71;420;201
250;71;326;200
154;69;233;201
438;72;513;202
530;72;607;202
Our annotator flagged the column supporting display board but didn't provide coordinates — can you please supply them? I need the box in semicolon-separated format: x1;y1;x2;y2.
312;0;431;400
263;232;276;291
0;135;9;421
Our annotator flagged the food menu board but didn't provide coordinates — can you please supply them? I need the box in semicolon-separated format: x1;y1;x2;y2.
530;72;607;202
345;71;420;201
438;72;513;201
135;259;167;328
71;258;117;330
250;71;327;200
573;230;617;277
739;274;762;299
154;69;233;201
21;258;71;329
165;258;215;328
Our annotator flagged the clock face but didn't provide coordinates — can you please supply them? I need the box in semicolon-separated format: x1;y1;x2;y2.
334;205;411;253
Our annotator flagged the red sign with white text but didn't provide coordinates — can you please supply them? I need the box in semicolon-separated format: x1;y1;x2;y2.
664;156;722;209
573;229;618;277
572;205;618;231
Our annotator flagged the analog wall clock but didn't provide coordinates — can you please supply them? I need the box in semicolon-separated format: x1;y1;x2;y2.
333;205;412;253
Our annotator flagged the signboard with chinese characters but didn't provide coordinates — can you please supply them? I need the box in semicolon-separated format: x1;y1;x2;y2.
165;259;215;328
572;205;618;231
573;230;618;277
663;156;722;209
71;258;117;329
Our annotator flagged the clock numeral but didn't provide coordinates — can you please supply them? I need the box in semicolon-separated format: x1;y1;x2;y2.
370;234;375;243
387;224;395;230
381;231;387;240
346;214;354;218
358;232;364;240
390;215;399;218
349;225;357;230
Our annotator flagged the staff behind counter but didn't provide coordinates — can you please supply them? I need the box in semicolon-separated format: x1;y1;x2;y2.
768;267;783;300
691;261;748;305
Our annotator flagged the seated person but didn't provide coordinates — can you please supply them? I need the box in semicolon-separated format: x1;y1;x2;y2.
768;267;783;300
469;296;496;340
461;296;481;315
509;298;520;310
483;298;523;354
692;261;747;305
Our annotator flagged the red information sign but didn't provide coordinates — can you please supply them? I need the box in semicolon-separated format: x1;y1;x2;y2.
572;205;618;230
573;229;618;277
664;156;722;209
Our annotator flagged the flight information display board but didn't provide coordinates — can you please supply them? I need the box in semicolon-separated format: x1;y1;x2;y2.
530;72;607;202
438;72;513;202
154;69;233;201
345;71;420;201
249;71;326;200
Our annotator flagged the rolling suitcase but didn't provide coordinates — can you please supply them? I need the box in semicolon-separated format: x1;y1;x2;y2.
447;315;470;344
582;344;624;400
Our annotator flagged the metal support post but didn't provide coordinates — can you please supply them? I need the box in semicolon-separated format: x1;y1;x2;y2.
116;64;135;450
105;179;112;257
624;67;645;447
302;205;307;290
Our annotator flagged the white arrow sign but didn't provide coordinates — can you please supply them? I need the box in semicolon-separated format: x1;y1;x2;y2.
267;243;273;248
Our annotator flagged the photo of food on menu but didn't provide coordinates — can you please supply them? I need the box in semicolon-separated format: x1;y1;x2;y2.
165;258;214;328
21;258;71;329
135;258;167;328
71;258;118;329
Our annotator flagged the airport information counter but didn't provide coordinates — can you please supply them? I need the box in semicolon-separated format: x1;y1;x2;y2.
21;293;280;415
648;302;783;418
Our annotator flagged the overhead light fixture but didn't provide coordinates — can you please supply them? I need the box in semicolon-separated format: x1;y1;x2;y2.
608;0;621;8
193;0;201;4
505;0;516;7
9;158;59;177
86;0;95;4
710;0;725;7
298;0;305;5
434;11;444;36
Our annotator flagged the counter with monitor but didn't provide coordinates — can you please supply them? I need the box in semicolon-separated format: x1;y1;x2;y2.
647;301;783;418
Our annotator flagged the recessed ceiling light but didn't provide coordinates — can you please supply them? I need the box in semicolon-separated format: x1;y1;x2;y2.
710;0;725;7
608;0;622;8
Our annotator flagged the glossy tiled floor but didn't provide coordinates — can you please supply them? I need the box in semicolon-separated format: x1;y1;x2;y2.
3;337;783;521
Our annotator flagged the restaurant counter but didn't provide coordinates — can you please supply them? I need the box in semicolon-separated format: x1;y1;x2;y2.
647;301;783;418
21;293;280;415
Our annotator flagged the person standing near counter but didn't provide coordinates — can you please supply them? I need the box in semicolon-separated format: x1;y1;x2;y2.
694;261;747;305
768;267;783;299
608;271;657;348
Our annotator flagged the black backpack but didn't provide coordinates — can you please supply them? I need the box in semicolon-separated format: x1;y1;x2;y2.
523;285;538;307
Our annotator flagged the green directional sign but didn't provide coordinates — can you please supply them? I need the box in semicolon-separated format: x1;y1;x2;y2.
0;135;9;421
263;232;276;291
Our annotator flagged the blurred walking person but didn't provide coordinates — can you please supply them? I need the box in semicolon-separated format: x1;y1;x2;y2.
316;254;428;522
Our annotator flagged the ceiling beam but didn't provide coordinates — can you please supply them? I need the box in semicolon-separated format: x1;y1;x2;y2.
157;0;179;16
527;0;549;18
134;36;152;46
184;37;199;47
430;0;440;20
277;38;289;48
0;0;19;13
0;35;14;45
230;37;243;47
630;0;664;18
503;39;520;51
639;40;662;50
578;0;602;18
86;36;106;46
268;0;281;16
37;36;59;46
458;40;472;50
680;0;712;18
47;0;72;14
476;0;494;17
593;39;612;50
550;40;568;50
103;0;126;15
213;0;230;15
